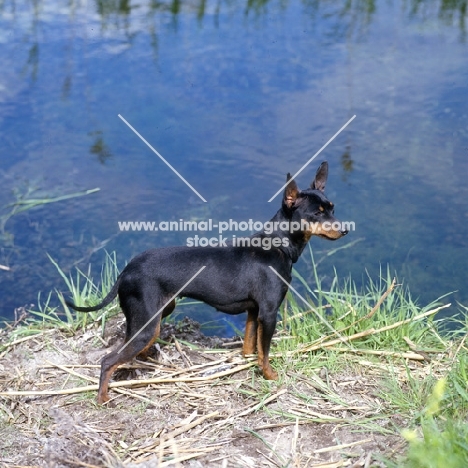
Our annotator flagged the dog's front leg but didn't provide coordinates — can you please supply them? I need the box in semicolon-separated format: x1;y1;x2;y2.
256;312;278;380
243;308;258;356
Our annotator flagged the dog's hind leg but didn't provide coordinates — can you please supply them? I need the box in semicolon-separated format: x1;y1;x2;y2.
137;299;176;360
97;291;171;404
98;337;154;404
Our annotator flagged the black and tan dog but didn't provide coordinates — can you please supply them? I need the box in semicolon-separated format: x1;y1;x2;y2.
66;162;348;403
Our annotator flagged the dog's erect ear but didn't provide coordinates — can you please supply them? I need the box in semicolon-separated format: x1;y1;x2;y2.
311;161;328;192
284;173;299;209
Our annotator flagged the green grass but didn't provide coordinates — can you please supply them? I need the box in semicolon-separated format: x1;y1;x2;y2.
276;246;449;357
40;251;120;330
1;252;120;347
386;378;468;468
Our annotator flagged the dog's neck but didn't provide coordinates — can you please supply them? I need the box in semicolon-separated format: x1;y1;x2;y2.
252;208;310;264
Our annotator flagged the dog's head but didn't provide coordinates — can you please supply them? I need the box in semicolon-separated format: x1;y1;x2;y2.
283;162;348;241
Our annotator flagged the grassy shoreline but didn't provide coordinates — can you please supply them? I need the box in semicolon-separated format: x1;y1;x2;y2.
1;252;467;467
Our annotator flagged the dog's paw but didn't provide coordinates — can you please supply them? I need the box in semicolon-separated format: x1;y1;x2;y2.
263;367;278;380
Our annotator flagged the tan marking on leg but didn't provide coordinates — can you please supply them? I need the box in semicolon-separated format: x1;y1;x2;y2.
98;362;120;404
257;320;264;367
243;310;258;356
257;320;278;381
137;321;161;359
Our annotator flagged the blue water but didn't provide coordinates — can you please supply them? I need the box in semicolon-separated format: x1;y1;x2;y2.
0;0;467;332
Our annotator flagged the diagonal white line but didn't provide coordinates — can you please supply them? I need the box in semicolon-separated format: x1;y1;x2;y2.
268;115;356;202
117;266;206;354
268;266;351;348
118;114;207;203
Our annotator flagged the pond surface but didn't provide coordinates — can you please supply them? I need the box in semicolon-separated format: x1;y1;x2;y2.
1;0;467;333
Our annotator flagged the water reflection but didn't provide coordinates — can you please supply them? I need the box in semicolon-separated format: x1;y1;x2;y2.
25;43;39;81
340;145;353;180
1;0;466;82
0;0;467;322
1;0;465;29
89;131;113;165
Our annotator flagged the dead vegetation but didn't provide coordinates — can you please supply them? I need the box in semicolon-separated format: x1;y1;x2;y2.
1;310;457;468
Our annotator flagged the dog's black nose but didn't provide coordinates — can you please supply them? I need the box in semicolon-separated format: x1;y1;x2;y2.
341;229;349;236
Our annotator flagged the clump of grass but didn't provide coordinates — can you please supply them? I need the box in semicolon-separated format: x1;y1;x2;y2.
276;246;448;354
387;378;468;468
10;253;119;339
378;339;468;422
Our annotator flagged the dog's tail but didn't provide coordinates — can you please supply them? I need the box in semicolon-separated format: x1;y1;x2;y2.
65;274;122;313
